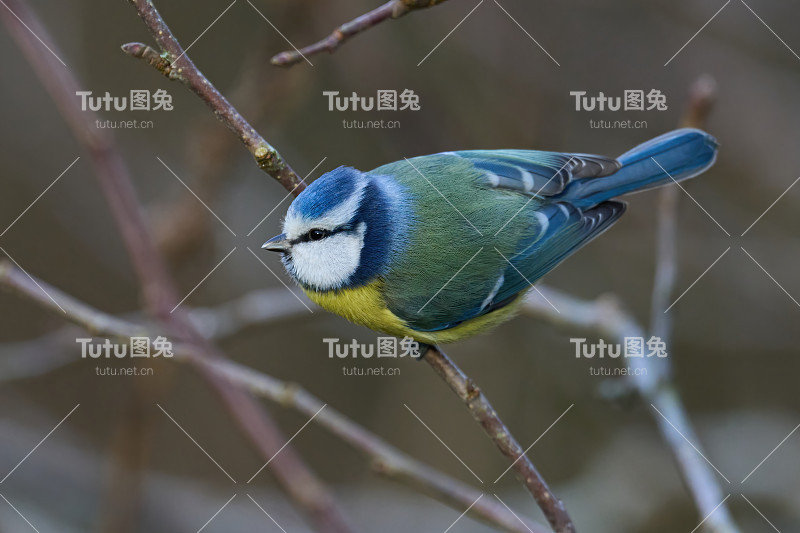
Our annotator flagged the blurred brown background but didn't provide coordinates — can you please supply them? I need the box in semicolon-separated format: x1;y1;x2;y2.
0;0;798;531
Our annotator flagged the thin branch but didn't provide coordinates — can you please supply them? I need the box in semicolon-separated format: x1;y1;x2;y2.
681;74;718;133
270;0;451;67
118;3;554;529
650;184;679;345
0;260;549;533
422;347;576;533
121;1;304;193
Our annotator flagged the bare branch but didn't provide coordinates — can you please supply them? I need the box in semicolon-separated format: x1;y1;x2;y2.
0;260;549;533
650;184;680;346
423;346;576;533
682;74;718;132
122;1;304;193
270;0;451;67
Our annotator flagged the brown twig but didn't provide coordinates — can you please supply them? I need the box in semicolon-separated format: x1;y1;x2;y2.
121;1;304;193
1;2;352;531
0;261;548;533
423;347;575;533
270;0;451;67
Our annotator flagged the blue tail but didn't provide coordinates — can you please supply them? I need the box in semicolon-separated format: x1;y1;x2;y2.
561;129;718;209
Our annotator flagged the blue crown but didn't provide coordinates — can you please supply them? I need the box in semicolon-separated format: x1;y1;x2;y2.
289;166;363;220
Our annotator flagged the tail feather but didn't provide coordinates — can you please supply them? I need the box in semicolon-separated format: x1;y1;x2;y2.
560;129;718;209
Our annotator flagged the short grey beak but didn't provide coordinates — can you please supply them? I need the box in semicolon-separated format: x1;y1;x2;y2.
262;233;290;253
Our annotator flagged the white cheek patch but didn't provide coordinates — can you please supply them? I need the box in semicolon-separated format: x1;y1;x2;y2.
286;224;367;290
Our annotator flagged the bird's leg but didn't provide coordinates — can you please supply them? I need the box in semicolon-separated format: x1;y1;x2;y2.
414;342;432;360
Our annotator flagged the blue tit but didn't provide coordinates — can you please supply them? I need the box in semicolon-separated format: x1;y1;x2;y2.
262;128;718;345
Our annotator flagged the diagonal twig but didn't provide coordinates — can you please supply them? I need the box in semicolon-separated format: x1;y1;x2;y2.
423;346;575;533
121;0;304;193
270;0;451;67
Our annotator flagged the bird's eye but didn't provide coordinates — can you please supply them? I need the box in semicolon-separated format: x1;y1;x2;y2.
308;228;327;241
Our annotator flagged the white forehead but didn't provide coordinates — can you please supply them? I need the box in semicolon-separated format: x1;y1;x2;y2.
283;176;367;240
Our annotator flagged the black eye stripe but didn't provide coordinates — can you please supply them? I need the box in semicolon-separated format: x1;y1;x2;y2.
291;225;352;244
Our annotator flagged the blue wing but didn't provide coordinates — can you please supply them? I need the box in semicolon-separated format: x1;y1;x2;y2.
443;150;627;319
452;149;621;196
489;200;626;308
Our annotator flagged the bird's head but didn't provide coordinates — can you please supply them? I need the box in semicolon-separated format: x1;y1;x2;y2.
263;166;407;291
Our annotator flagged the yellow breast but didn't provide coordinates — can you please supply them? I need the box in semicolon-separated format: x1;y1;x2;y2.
302;281;525;345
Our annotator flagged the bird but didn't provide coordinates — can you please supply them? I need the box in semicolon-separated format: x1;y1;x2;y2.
262;128;718;346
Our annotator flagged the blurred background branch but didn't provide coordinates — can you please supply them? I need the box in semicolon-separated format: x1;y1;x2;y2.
270;0;452;67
